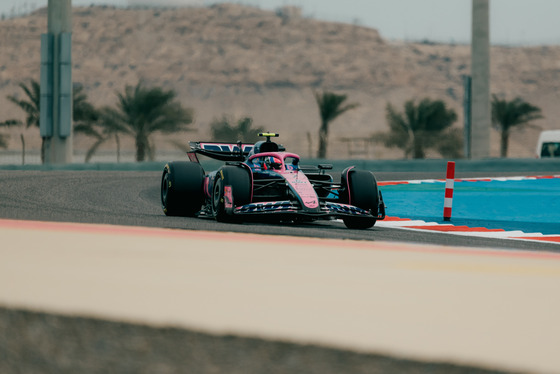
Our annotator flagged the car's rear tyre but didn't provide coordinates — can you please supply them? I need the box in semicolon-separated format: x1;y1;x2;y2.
161;162;205;217
342;169;379;229
212;166;251;222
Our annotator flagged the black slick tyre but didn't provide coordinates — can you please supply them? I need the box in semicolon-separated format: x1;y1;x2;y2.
212;166;251;223
161;162;205;217
342;169;379;229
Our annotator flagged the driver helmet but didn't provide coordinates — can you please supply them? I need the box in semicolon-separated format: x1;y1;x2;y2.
265;156;282;170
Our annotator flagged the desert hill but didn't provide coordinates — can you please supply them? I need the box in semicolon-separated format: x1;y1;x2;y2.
1;3;560;160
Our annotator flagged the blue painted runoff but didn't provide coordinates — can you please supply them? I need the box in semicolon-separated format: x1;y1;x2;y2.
380;178;560;235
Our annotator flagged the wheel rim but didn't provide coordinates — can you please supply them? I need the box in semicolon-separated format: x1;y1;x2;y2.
212;178;222;213
161;172;169;206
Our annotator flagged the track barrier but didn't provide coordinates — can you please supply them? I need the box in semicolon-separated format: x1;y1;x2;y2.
443;161;455;221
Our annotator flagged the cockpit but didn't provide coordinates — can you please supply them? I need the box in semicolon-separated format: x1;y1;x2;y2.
249;155;283;170
246;133;299;172
247;154;300;172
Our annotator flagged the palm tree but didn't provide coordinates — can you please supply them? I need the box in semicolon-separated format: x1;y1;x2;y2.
105;81;194;162
314;91;359;159
6;80;100;163
6;80;41;161
7;80;40;129
491;95;543;157
74;108;123;163
72;83;122;163
210;116;264;143
0;119;21;149
73;84;99;126
378;98;458;159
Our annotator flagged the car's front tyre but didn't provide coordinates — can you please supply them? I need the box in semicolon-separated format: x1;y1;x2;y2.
212;166;251;222
342;168;379;229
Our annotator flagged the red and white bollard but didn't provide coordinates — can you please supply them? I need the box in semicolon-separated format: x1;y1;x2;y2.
443;161;455;221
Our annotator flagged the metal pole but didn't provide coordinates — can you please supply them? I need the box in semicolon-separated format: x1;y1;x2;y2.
463;75;472;159
471;0;490;159
43;0;72;164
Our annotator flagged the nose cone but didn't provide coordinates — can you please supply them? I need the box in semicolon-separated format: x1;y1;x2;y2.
284;172;320;211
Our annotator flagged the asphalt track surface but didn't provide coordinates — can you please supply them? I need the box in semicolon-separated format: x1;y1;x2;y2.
0;170;558;252
2;169;560;374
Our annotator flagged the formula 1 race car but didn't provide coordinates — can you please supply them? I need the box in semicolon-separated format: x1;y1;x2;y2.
161;133;385;229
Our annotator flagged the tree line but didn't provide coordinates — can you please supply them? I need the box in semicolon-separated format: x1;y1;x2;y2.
375;95;542;159
0;78;544;162
0;79;193;163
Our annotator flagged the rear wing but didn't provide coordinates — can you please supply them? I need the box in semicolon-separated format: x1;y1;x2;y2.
188;141;254;162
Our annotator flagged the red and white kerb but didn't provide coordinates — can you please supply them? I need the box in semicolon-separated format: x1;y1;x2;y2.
443;161;455;221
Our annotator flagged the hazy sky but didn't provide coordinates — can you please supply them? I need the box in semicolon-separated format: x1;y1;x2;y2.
3;0;560;45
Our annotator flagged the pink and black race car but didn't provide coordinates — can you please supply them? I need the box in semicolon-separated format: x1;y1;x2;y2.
161;133;385;229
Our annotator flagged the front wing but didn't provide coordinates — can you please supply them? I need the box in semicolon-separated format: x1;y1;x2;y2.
229;200;386;221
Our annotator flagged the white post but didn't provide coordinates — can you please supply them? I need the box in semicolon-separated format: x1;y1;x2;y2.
443;161;455;221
